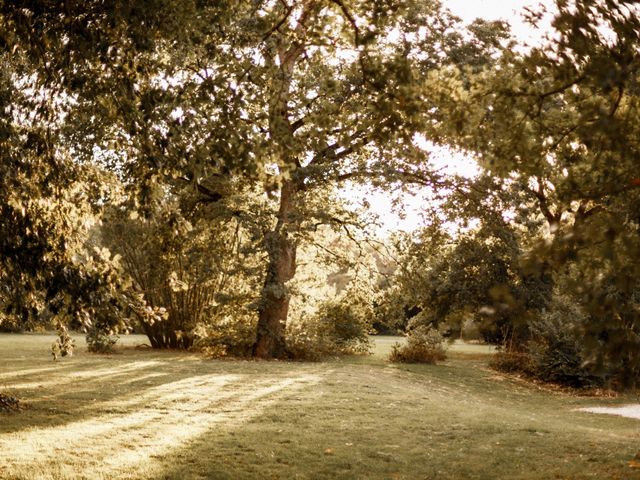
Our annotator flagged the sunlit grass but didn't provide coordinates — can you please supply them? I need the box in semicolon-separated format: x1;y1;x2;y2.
1;333;639;479
371;335;497;359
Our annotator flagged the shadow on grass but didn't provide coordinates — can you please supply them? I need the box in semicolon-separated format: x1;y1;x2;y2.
1;349;326;431
0;342;330;479
2;335;640;480
150;359;640;480
6;381;326;478
0;354;185;433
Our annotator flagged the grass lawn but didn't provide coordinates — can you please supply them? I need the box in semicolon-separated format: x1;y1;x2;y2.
0;333;639;480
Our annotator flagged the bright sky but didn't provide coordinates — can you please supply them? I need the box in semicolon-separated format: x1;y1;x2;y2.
354;0;555;236
447;0;553;38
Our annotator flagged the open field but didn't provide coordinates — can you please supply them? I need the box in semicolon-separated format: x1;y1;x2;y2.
1;334;639;480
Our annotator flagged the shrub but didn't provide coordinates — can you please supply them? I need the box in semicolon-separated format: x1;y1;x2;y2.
0;309;49;333
315;298;372;353
286;318;338;361
51;325;75;360
389;326;447;364
0;314;23;333
527;306;602;388
98;208;261;350
85;325;119;353
192;315;257;358
286;297;373;360
490;350;535;375
491;295;603;389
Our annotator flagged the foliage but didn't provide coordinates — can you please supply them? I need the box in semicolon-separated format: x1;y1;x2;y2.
491;294;615;389
98;191;263;349
527;297;601;388
373;225;451;333
389;325;447;364
2;0;639;378
382;212;551;347
51;325;75;361
85;326;119;354
192;315;258;358
490;351;535;376
0;0;515;358
287;294;373;361
424;0;640;386
315;296;373;353
0;313;35;333
284;322;349;362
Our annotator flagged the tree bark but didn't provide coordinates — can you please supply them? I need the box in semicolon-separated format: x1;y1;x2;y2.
253;181;298;358
252;2;319;358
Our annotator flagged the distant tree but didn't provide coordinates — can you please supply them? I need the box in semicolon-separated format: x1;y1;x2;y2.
383;199;550;346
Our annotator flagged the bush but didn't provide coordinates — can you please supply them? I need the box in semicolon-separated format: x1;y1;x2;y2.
192;315;257;358
286;319;338;361
286;298;372;360
490;350;535;375
0;310;49;333
389;326;447;364
51;325;75;360
98;208;261;350
491;295;603;389
527;306;602;388
316;298;372;353
0;314;23;333
86;325;119;353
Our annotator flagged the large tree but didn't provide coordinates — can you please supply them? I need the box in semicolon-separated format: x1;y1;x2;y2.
164;0;499;358
1;1;508;357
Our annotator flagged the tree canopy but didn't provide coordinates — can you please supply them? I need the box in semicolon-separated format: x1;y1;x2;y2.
1;0;639;383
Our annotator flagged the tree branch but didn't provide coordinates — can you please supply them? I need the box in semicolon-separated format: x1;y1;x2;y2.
328;0;360;46
261;2;294;43
525;177;560;227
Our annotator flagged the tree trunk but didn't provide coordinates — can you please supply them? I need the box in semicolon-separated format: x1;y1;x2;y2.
252;3;319;358
253;181;298;358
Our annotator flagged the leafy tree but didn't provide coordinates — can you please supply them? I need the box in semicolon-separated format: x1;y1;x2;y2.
97;185;266;349
425;0;640;386
0;0;210;338
0;1;522;359
379;169;556;341
195;0;473;358
0;47;133;334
